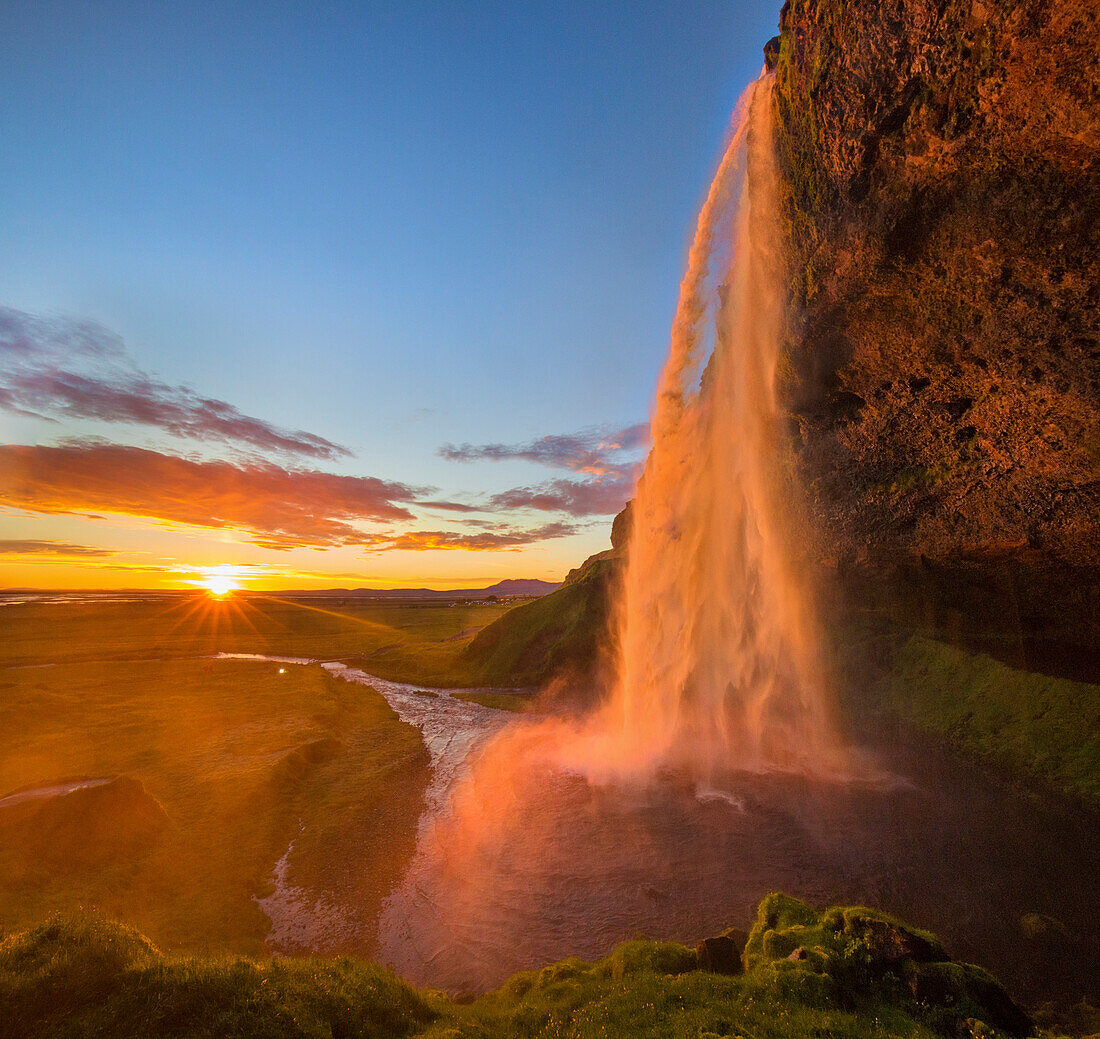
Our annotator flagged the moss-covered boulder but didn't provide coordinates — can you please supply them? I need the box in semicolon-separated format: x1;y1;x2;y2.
742;893;1032;1036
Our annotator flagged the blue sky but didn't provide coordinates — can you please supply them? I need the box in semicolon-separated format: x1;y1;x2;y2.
0;0;780;589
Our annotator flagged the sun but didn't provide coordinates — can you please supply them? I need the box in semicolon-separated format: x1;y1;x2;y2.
193;565;244;597
205;575;237;597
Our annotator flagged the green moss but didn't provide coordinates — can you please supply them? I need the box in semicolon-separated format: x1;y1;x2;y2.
882;637;1100;806
595;940;699;981
743;893;821;968
461;558;616;687
0;914;436;1039
2;895;1036;1038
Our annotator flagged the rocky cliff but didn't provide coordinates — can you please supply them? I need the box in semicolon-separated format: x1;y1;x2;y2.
771;0;1100;654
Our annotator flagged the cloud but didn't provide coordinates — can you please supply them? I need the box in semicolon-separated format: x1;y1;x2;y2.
0;307;124;362
362;522;580;552
416;499;483;513
489;475;635;517
0;306;351;461
0;539;116;558
0;441;420;550
440;423;648;476
438;422;646;518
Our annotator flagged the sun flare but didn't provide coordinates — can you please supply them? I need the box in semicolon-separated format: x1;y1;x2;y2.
193;565;244;597
205;576;237;597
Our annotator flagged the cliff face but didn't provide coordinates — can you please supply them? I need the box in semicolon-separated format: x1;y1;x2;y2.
772;0;1100;649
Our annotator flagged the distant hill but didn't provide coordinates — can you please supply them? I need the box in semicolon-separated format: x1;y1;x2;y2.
265;579;561;600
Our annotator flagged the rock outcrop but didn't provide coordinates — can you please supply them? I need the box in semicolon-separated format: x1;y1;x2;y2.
743;893;1033;1037
772;0;1100;653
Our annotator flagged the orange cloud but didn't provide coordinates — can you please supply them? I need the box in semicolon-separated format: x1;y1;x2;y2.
0;539;116;558
362;522;579;552
0;441;418;549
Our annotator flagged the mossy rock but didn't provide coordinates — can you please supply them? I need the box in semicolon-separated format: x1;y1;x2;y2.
824;905;947;965
742;895;1030;1035
905;960;1033;1036
743;893;822;969
598;939;699;981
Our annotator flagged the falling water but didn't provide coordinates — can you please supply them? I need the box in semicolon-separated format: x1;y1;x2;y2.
580;73;844;780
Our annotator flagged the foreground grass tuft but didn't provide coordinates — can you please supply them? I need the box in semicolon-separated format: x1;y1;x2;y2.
0;895;1043;1039
0;915;436;1039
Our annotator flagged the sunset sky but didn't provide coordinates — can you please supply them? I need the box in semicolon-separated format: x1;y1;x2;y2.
0;0;778;590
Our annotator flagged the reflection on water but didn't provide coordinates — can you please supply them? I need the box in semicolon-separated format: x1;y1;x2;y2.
0;777;113;808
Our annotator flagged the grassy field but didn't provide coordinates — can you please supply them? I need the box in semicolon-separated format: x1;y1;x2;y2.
0;651;430;956
0;893;1055;1039
0;593;542;958
0;593;515;684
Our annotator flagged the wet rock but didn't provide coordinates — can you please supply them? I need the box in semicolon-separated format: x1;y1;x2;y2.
772;0;1100;648
695;935;743;975
829;907;946;966
764;35;781;71
788;945;809;961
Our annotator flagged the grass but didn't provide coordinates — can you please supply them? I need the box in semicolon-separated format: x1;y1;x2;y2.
0;594;514;685
0;894;1041;1039
0;593;556;959
859;635;1100;807
0;656;429;958
461;559;615;687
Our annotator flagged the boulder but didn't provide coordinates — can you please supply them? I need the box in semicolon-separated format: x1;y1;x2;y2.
828;907;946;966
906;961;1033;1037
695;935;742;975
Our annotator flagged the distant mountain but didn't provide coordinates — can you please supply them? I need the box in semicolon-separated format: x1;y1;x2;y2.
265;579;561;600
483;579;561;596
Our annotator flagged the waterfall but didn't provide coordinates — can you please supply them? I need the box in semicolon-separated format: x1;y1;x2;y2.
581;74;844;780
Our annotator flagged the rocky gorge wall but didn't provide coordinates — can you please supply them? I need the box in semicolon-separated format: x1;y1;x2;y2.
770;0;1100;656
